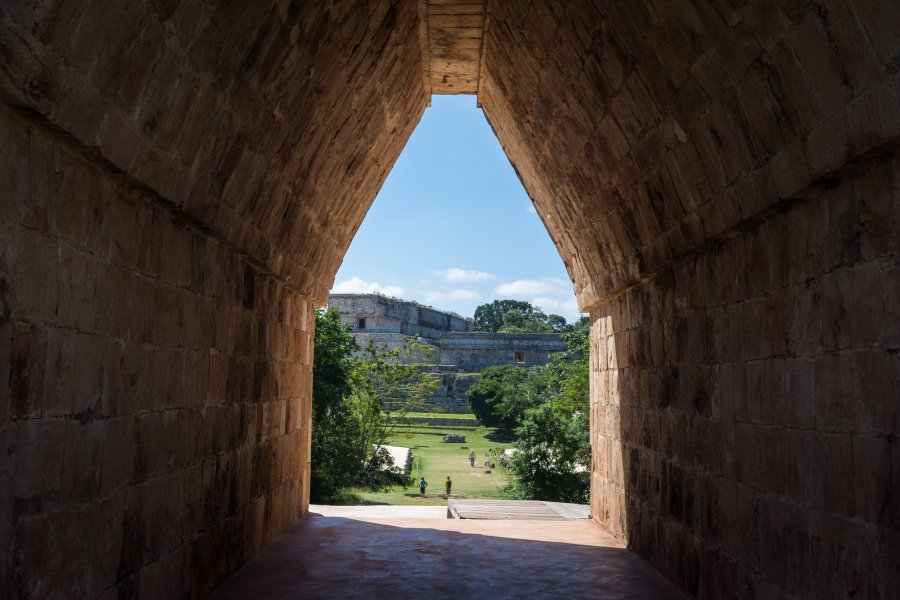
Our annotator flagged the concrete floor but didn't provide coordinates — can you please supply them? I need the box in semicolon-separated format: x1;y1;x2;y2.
211;506;684;600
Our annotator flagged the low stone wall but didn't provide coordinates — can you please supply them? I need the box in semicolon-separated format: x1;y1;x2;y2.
439;332;567;370
404;417;479;427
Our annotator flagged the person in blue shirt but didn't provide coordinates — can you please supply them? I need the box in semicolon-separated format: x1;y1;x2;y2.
418;477;428;495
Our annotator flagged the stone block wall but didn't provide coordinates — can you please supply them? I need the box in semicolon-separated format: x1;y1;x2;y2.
591;155;898;598
328;294;473;340
439;332;567;371
0;106;313;598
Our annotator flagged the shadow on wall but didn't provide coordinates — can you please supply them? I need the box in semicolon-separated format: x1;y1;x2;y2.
593;156;899;598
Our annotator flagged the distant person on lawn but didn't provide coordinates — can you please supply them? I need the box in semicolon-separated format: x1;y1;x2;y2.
469;450;476;467
419;477;428;495
445;476;452;495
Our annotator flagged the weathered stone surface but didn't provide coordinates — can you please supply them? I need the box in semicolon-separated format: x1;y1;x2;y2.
0;1;897;598
0;105;312;598
591;157;899;598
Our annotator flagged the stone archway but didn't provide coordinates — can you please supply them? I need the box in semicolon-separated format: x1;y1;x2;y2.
1;1;897;597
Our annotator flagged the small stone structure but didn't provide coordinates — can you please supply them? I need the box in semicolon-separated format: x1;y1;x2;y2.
442;434;466;443
327;294;568;413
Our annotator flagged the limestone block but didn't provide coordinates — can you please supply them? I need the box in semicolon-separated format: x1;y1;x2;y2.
858;162;895;260
60;419;103;503
100;416;135;495
820;264;884;351
9;322;47;419
809;509;881;598
10;227;58;323
12;418;66;499
805;111;852;180
849;71;900;156
851;434;892;523
783;357;815;429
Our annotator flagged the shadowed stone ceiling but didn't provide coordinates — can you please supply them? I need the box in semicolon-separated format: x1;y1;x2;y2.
2;0;897;309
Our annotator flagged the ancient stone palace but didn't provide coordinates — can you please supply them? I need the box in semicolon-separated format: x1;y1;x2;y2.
328;293;567;412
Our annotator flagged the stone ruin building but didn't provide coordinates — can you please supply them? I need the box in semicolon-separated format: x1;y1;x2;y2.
327;293;568;412
1;1;898;598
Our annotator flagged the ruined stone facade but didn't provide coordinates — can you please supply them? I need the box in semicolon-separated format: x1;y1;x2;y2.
0;1;897;598
327;293;567;369
327;294;567;412
328;293;473;340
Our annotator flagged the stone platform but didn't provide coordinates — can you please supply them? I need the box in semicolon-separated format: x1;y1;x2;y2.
447;499;590;520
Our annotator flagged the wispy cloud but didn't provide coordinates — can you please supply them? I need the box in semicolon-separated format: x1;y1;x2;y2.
332;277;404;297
437;268;496;283
526;205;537;214
423;289;480;303
494;278;568;296
531;296;581;318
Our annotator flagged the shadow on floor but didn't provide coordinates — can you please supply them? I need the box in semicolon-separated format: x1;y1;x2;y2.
210;512;685;600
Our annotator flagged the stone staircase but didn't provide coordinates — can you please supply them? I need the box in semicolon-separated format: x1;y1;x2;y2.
416;369;480;414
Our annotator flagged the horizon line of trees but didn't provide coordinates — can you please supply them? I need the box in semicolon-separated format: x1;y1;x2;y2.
473;299;587;334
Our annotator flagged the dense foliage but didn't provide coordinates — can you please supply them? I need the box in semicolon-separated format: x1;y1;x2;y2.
314;303;591;504
472;299;569;333
310;308;362;502
311;310;439;501
465;365;537;430
506;323;590;501
507;403;590;503
465;316;592;502
349;340;439;477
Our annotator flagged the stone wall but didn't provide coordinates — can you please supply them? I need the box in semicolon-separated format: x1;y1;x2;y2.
439;332;568;371
591;156;899;597
0;1;427;597
480;1;899;597
0;105;312;597
328;294;473;340
0;0;897;597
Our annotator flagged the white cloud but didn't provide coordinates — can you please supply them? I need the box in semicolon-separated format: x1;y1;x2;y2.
437;268;496;283
331;277;404;297
531;296;581;319
526;205;537;214
423;288;480;303
494;277;569;296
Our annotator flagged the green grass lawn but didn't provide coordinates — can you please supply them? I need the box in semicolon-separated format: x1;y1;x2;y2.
329;423;515;506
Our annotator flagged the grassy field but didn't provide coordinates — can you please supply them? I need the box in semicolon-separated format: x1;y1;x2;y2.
330;423;515;506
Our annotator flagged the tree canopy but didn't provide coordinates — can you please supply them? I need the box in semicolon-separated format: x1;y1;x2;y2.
466;365;538;430
311;308;362;501
464;314;591;503
311;311;439;501
472;299;570;333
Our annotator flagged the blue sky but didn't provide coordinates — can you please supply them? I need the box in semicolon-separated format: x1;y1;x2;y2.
331;95;582;322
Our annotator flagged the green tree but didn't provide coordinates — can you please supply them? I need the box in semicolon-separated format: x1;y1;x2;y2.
507;403;590;503
312;316;442;499
473;299;564;333
503;318;591;502
538;321;589;413
311;308;362;502
466;365;539;430
349;339;440;483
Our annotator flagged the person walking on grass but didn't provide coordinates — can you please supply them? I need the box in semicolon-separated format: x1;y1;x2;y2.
445;476;452;495
419;477;428;496
469;449;476;467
